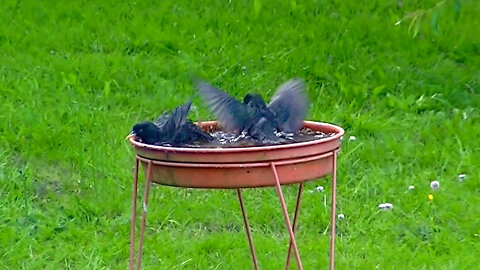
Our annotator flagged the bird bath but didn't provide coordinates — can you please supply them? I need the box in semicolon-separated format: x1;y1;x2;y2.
128;120;344;270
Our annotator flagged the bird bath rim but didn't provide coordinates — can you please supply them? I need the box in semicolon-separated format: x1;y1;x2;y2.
128;120;344;153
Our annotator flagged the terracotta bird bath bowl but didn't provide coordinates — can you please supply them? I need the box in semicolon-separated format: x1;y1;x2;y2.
128;121;344;270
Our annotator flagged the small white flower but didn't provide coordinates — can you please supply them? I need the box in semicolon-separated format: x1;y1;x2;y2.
349;136;356;141
378;203;393;210
337;214;345;220
458;174;466;182
430;180;440;190
307;190;314;194
241;66;247;76
408;185;415;190
316;186;324;192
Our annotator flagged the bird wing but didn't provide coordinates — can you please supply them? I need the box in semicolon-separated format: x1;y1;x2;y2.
195;79;249;133
268;78;308;133
157;99;192;135
154;112;169;127
176;121;214;144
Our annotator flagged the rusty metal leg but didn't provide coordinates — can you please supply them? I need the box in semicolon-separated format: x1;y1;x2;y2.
237;189;259;270
136;161;153;270
329;151;338;270
129;157;140;270
285;182;304;270
271;163;303;270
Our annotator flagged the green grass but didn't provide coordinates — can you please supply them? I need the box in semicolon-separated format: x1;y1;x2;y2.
1;0;479;269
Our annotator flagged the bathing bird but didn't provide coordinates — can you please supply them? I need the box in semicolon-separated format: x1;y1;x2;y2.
126;100;213;146
195;78;309;141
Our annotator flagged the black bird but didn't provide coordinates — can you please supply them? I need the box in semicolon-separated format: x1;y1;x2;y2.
126;100;213;146
195;78;309;141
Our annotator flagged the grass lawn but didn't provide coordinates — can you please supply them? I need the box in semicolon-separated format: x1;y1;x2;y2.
1;0;479;269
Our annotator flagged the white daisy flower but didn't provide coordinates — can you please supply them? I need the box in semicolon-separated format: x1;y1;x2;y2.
378;203;393;210
430;180;440;190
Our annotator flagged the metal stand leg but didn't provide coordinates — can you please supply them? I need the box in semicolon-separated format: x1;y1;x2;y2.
285;182;304;270
237;189;259;270
271;163;303;270
136;161;153;270
129;157;140;270
329;151;338;270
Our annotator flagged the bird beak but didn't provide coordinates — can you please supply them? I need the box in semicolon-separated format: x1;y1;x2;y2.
125;132;136;141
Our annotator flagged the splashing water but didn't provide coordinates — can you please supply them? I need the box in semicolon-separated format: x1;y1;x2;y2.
184;128;335;148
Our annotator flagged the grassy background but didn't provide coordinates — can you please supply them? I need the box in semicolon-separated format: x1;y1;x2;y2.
1;0;479;269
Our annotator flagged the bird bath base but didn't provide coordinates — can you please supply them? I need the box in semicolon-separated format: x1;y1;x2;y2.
128;121;344;270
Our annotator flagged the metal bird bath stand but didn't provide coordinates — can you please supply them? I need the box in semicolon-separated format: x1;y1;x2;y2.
128;121;344;270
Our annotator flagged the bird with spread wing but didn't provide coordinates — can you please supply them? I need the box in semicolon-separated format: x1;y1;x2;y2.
126;99;213;146
195;78;309;142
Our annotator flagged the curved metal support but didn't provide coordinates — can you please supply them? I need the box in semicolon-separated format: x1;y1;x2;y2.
285;182;304;270
329;151;338;270
271;163;304;270
237;189;259;270
129;157;139;270
136;161;153;270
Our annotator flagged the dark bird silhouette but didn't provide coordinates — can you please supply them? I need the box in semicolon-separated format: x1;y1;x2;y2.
126;100;213;146
195;78;309;141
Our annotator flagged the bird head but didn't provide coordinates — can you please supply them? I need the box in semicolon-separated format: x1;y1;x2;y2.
125;122;159;144
243;94;267;109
